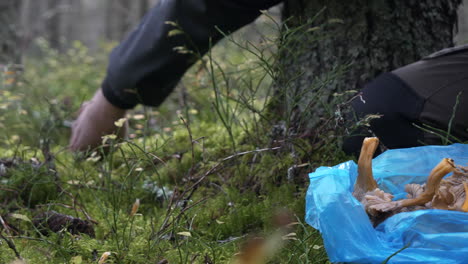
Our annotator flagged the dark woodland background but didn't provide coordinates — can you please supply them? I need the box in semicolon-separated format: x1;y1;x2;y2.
0;0;281;62
2;1;466;59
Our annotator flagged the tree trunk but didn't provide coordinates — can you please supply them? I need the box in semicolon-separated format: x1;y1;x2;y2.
0;0;21;65
45;0;63;50
273;0;462;140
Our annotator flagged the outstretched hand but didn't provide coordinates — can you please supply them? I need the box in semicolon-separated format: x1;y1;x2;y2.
69;89;127;152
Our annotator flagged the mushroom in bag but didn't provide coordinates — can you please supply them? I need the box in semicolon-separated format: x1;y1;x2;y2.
353;137;468;225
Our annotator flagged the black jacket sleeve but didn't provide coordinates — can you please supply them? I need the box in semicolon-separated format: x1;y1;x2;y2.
102;0;282;109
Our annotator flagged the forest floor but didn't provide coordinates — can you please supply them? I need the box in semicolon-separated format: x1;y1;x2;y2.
0;26;352;263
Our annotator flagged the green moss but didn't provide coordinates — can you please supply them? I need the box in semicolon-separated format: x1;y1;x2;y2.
0;161;58;207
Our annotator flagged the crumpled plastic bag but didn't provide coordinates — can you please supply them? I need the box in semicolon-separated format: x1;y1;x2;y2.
305;144;468;264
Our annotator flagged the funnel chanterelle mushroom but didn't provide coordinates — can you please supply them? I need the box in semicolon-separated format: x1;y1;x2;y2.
353;137;468;224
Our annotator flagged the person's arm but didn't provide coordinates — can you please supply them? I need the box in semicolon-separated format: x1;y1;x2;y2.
102;0;282;109
70;0;281;151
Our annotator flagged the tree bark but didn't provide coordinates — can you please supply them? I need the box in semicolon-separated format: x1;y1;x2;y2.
273;0;462;139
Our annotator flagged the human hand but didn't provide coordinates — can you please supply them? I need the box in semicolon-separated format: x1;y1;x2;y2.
69;89;127;152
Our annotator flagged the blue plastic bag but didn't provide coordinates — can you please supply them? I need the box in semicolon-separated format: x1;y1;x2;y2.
305;144;468;264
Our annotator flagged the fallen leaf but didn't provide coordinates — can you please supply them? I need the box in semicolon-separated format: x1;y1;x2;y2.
114;118;127;127
98;252;111;264
177;231;192;237
9;213;31;223
132;114;145;120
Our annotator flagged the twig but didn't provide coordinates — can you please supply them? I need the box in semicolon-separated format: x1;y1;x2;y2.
179;146;282;203
0;231;22;260
221;147;281;162
0;215;12;235
148;153;167;166
153;146;282;240
155;196;209;239
154;188;177;239
0;186;19;194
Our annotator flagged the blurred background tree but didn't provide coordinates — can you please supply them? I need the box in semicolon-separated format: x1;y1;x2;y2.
0;0;21;65
3;0;279;59
18;0;158;52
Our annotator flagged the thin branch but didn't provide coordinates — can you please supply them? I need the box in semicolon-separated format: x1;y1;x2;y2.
0;231;22;260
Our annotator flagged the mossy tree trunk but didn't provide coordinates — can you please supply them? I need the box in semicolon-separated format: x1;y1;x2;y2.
271;0;462;142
